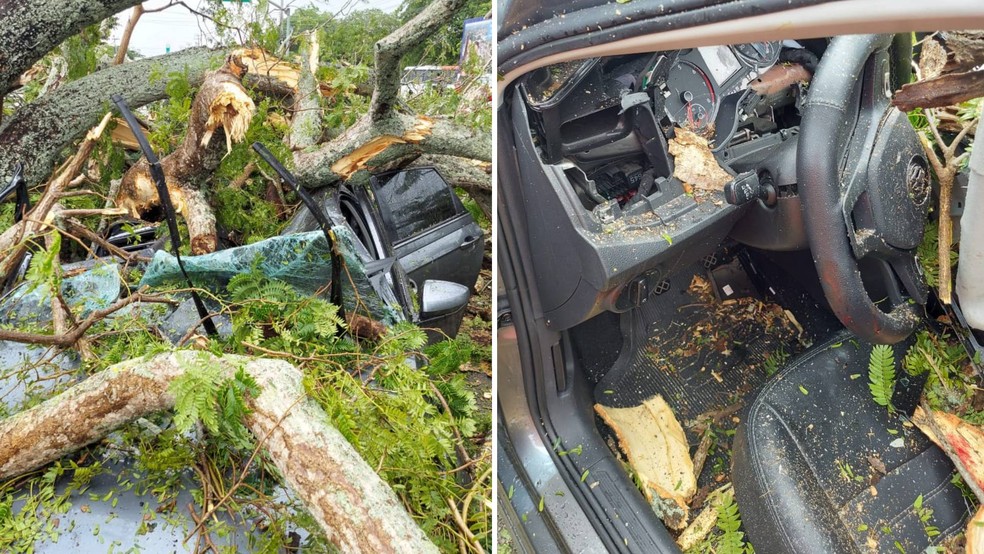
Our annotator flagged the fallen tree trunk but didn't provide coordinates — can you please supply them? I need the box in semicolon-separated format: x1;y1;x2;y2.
0;351;438;553
0;47;223;186
116;56;256;254
0;0;143;97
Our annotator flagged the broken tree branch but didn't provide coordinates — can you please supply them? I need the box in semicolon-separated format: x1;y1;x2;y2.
294;114;490;189
288;31;323;150
112;5;145;66
893;69;984;112
0;291;174;347
116;56;256;254
0;47;222;186
369;0;466;120
0;351;438;553
0;112;113;278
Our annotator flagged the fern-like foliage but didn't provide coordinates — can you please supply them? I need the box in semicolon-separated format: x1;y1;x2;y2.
904;330;973;412
868;344;896;412
717;493;752;554
226;268;346;356
169;354;259;450
23;230;61;298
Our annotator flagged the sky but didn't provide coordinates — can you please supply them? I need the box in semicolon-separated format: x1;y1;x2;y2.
110;0;404;58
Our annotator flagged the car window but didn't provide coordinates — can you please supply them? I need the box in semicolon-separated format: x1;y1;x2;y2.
374;168;460;243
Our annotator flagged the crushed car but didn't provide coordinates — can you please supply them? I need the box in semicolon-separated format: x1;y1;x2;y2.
0;95;484;551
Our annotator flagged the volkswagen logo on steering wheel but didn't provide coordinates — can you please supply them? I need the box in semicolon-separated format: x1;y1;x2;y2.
906;156;931;207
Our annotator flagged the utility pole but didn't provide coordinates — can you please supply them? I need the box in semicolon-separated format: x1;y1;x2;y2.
267;0;292;55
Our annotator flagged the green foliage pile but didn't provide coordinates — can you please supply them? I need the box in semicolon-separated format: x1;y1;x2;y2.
904;329;977;415
0;251;489;552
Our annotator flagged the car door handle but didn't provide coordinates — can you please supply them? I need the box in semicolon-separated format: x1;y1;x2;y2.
459;235;480;250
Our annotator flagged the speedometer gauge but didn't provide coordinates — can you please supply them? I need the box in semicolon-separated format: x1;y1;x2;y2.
731;42;781;67
664;61;717;133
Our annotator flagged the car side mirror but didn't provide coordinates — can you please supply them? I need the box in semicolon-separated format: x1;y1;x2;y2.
421;280;469;317
419;280;470;341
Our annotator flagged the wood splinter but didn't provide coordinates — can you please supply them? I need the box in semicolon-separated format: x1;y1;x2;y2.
115;55;256;255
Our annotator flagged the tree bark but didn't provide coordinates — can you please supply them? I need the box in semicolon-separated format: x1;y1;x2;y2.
369;0;465;120
288;31;323;150
0;351;438;554
112;5;145;66
892;69;984;112
294;112;490;189
0;0;143;97
0;47;223;186
115;56;255;254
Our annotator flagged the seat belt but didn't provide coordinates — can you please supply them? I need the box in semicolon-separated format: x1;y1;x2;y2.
111;95;218;337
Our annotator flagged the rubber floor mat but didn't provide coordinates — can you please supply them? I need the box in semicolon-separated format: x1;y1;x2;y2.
594;261;819;487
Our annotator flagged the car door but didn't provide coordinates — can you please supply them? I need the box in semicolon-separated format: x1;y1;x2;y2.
368;167;484;290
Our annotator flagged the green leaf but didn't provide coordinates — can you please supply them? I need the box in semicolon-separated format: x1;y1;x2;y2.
799;385;809;395
868;345;896;411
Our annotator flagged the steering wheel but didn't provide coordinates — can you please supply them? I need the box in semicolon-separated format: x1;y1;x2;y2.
798;34;930;344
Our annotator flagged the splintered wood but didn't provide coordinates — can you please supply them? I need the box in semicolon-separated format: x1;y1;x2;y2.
912;406;984;553
595;394;696;529
912;406;984;500
236;47;302;90
676;484;733;551
969;505;984;554
668;128;732;192
200;81;255;155
330;116;435;179
115;56;256;254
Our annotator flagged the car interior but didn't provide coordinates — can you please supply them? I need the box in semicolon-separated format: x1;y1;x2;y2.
499;27;982;553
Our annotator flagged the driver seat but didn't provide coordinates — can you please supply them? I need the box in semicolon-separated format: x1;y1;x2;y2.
733;331;970;553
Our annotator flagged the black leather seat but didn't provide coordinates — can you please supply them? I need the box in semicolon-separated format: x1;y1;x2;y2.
733;331;971;553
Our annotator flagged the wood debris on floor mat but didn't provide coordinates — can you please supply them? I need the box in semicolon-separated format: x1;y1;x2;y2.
595;394;696;529
676;483;733;551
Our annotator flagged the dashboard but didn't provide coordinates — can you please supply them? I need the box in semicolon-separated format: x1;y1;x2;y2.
510;41;814;328
521;42;782;165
